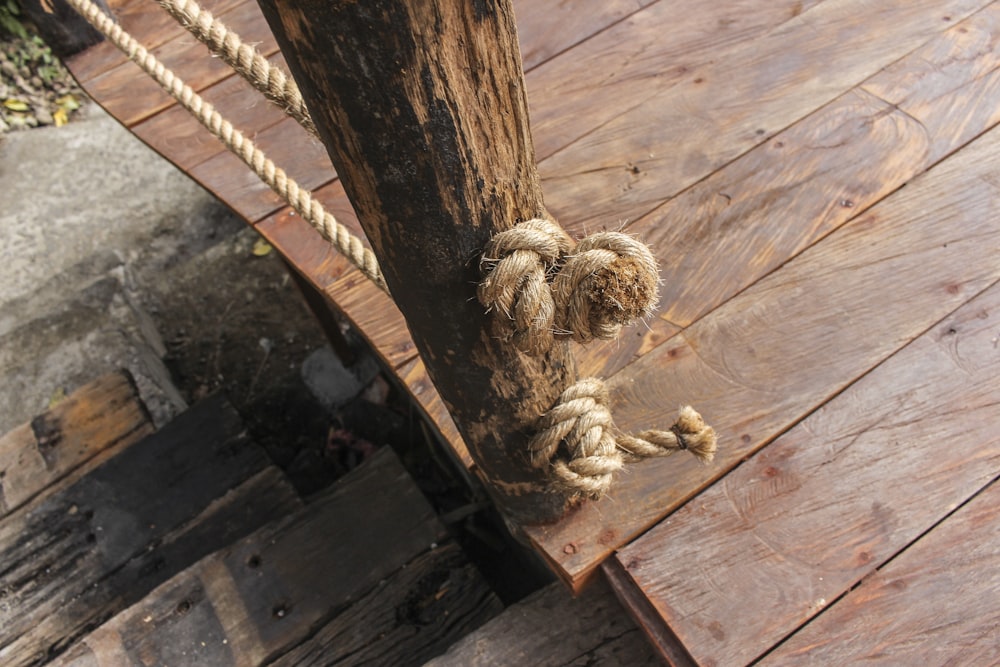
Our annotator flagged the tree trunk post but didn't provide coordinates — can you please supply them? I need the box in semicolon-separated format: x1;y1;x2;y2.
256;0;577;524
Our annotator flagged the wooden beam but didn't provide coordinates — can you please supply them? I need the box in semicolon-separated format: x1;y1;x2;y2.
256;0;577;523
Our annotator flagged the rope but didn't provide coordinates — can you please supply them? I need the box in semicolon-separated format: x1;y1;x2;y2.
554;231;659;343
478;218;573;354
154;0;316;136
66;0;386;292
479;220;659;349
529;378;716;499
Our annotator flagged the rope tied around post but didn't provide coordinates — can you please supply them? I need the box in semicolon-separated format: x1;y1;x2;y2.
478;218;573;354
478;220;659;350
529;378;716;499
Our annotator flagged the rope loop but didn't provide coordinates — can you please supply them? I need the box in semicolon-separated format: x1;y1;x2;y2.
529;378;716;499
553;232;660;343
478;218;573;354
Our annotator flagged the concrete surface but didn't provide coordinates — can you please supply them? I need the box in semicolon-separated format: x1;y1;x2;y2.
0;104;240;431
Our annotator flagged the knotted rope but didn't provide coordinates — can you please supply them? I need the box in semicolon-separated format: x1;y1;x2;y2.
479;220;659;350
478;219;573;354
66;0;385;291
529;378;716;499
154;0;316;136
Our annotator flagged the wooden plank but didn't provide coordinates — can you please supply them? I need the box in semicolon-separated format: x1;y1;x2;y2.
0;371;153;518
613;282;1000;666
524;118;1000;589
81;0;280;127
397;356;471;471
186;114;335;224
539;0;989;232
270;542;501;666
513;0;658;72
130;51;295;173
67;0;244;83
762;480;1000;666
525;0;823;160
580;2;1000;370
0;395;289;667
50;448;448;666
863;4;1000;165
426;577;661;667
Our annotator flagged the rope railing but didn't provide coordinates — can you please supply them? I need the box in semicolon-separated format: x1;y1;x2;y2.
65;0;386;291
153;0;316;136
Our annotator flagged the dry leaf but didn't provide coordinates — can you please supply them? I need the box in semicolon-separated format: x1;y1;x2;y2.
56;94;81;111
53;107;68;127
3;99;30;112
48;387;67;409
252;238;273;257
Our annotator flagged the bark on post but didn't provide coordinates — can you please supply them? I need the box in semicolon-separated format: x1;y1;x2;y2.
256;0;577;524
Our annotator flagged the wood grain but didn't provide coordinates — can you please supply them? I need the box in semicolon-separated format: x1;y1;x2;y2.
83;0;279;127
0;371;153;518
67;0;244;82
863;3;1000;164
262;0;580;523
0;396;292;667
426;577;660;667
614;283;1000;666
130;51;295;172
513;0;657;72
525;0;823;160
539;0;989;232
269;542;501;666
51;448;448;667
186;114;335;224
525;120;1000;588
762;479;1000;666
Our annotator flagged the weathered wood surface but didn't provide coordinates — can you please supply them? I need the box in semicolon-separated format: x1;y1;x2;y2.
0;371;153;518
0;395;299;667
761;479;1000;666
540;0;991;231
271;542;502;667
524;4;1000;586
259;0;581;524
613;282;1000;665
426;577;660;667
50;448;470;667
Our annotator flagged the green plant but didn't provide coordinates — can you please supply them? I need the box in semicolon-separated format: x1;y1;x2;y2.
0;0;29;40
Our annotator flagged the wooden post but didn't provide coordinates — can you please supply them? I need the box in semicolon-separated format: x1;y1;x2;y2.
256;0;577;524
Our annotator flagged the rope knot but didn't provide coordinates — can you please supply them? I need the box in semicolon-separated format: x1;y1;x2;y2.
529;378;716;499
478;218;572;354
554;232;660;343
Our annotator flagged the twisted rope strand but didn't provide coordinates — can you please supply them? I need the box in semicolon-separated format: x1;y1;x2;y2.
529;378;716;499
478;218;572;353
155;0;316;136
478;221;660;351
67;0;386;292
553;232;659;343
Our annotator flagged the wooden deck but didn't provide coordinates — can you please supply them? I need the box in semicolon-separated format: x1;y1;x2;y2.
66;0;1000;664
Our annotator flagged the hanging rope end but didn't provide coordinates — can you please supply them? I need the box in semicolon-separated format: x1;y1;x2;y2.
672;405;717;463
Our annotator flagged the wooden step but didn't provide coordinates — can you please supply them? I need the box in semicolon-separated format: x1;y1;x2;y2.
0;394;301;667
51;447;502;667
0;371;153;518
426;577;659;667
